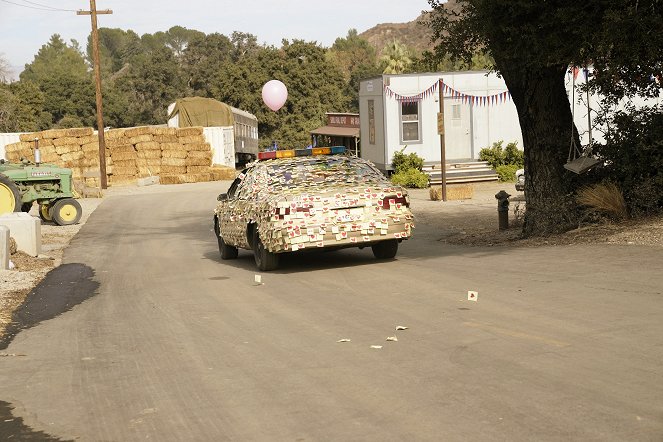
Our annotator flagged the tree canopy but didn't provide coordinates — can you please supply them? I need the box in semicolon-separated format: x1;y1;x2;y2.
427;0;663;235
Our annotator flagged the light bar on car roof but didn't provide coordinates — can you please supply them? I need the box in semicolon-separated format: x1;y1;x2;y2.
257;146;345;160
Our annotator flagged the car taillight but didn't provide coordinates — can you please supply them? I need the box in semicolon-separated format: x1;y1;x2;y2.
380;195;408;210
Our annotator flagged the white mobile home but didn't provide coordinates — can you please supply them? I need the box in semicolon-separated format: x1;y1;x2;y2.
359;71;522;172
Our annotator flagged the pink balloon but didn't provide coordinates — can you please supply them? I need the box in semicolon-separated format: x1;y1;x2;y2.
262;80;288;111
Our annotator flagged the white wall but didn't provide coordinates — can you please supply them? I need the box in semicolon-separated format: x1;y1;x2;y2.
203;126;235;168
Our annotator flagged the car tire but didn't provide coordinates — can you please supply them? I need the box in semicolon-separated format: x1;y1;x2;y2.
253;228;279;271
218;235;238;260
372;239;399;260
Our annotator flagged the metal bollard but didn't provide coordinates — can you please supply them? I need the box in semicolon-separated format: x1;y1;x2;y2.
495;190;511;230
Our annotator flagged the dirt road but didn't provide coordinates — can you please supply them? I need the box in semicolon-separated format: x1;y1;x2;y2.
1;181;662;441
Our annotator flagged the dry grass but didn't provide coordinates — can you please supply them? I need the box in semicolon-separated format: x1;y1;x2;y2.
430;185;475;201
577;182;629;220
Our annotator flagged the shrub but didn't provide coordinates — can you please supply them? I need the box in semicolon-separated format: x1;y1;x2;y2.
495;164;519;182
392;149;424;173
391;168;429;188
479;140;523;168
593;104;663;216
576;181;629;220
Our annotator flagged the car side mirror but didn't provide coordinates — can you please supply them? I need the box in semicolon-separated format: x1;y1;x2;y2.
217;193;228;201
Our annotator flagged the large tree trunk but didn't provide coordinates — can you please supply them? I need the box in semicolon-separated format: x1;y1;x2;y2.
501;65;579;236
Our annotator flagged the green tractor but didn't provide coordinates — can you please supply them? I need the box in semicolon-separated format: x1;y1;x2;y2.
0;144;82;226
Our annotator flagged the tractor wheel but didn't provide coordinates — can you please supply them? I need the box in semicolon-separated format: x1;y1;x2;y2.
39;203;53;222
0;174;21;216
52;198;82;226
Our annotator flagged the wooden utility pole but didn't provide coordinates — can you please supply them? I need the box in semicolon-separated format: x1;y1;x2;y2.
77;1;112;189
437;79;447;201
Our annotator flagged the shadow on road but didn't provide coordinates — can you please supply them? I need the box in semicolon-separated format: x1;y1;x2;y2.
0;263;99;351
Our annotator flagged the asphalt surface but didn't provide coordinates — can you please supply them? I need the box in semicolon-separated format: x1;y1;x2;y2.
1;182;662;441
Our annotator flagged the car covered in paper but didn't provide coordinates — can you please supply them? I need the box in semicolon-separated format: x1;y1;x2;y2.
213;150;414;270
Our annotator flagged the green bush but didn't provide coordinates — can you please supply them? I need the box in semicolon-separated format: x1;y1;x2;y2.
495;164;519;182
479;140;523;168
392;149;424;173
391;168;429;188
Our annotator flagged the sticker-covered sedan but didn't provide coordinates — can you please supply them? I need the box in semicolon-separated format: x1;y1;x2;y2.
213;147;414;270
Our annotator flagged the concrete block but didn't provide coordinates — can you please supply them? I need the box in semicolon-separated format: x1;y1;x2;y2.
0;212;41;257
137;176;160;186
0;225;8;270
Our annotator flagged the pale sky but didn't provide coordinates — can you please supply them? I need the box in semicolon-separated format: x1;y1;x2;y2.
0;0;430;79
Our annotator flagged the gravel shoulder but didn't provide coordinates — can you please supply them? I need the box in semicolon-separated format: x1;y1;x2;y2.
1;180;661;337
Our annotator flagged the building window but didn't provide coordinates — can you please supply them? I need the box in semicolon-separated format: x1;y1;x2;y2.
400;101;421;143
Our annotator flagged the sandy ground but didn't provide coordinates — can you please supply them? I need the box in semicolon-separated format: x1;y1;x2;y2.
1;180;662;336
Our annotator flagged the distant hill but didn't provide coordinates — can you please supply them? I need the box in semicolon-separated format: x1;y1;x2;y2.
359;11;433;55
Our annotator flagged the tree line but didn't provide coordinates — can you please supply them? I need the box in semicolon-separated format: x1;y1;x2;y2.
0;27;463;150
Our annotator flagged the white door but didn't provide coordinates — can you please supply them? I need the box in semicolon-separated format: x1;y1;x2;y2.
444;99;472;160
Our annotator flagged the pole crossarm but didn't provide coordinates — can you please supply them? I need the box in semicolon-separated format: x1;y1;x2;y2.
76;9;112;14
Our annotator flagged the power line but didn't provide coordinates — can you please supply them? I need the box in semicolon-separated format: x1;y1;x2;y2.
0;0;74;11
19;0;76;11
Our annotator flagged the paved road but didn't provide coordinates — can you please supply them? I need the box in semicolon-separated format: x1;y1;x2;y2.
2;182;662;441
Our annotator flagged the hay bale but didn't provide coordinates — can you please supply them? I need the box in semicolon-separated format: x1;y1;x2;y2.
82;142;100;153
184;142;211;151
109;175;135;186
210;166;237;181
113;159;136;167
65;127;94;137
152;127;178;136
187;150;212;159
106;138;131;148
162;150;187;159
19;133;40;142
177;127;203;137
110;145;135;154
128;134;154;145
185;157;211;167
159;142;182;150
40;129;68;139
137;165;160;176
112;151;138;161
187;165;211;174
153;135;179;143
53;137;80;147
61;151;84;162
429;185;475;201
135;141;160;151
35;138;54;147
162;157;186;167
183;173;212;183
42;153;60;163
160;174;185;185
124;126;152;137
113;167;137;176
55;144;81;155
177;135;206;144
39;146;57;155
136;150;161;159
160;165;187;174
78;135;98;145
105;129;126;140
5;141;32;152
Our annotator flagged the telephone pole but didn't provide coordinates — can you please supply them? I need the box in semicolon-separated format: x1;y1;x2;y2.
77;1;112;189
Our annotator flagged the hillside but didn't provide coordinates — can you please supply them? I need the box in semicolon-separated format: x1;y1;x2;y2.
359;11;433;55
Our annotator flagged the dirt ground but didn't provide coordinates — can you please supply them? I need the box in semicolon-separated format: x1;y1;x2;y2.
1;180;662;337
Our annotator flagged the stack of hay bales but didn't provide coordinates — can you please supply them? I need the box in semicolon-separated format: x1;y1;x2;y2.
4;126;237;187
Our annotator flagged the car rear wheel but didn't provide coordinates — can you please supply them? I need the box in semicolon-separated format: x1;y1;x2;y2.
372;239;399;260
253;228;279;271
